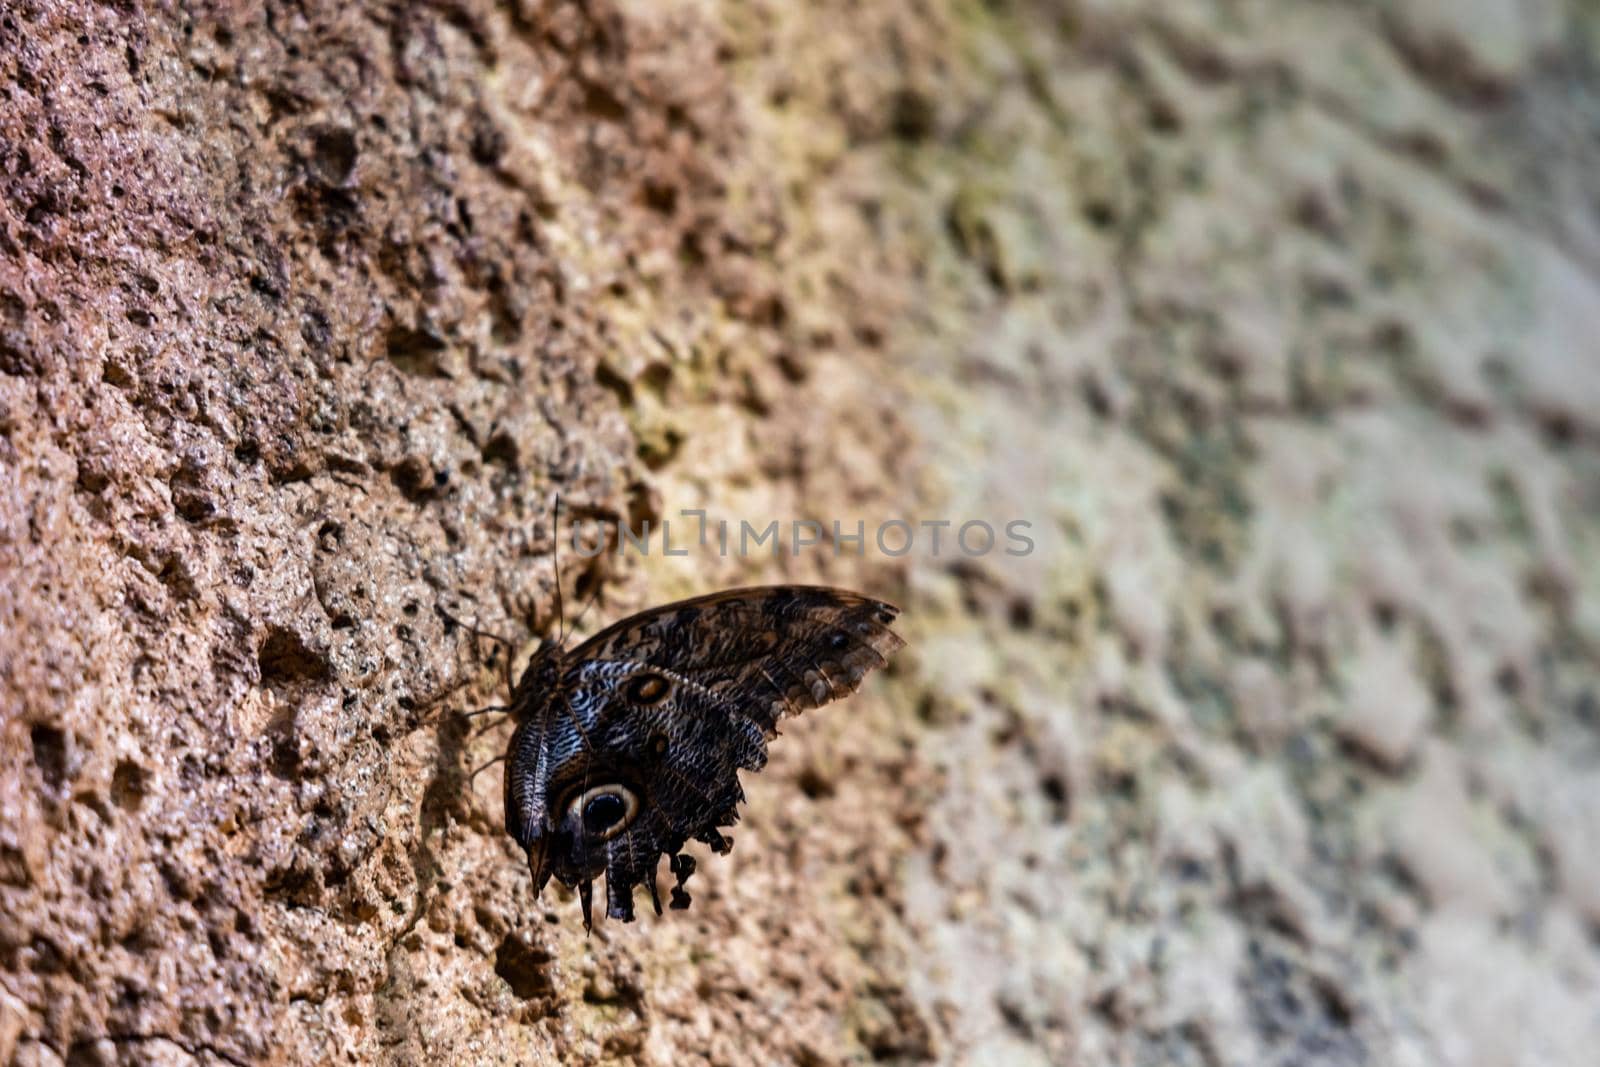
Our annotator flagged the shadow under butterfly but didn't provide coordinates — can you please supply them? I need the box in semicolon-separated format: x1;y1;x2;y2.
491;584;906;930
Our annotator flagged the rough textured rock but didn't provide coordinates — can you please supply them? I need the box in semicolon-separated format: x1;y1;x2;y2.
2;1;1598;1065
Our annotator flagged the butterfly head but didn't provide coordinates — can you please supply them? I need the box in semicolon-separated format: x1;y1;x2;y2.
513;637;567;712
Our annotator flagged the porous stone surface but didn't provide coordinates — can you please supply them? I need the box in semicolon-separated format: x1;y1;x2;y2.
3;1;1598;1065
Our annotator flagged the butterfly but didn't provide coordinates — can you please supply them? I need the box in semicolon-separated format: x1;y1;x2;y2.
499;584;905;930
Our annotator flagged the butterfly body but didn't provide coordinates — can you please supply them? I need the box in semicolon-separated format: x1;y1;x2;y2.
502;585;905;929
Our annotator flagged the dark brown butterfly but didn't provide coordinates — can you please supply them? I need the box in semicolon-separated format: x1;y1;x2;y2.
502;585;904;930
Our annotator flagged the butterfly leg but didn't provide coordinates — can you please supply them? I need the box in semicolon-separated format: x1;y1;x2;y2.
463;704;513;721
436;605;519;697
466;753;507;783
579;878;595;934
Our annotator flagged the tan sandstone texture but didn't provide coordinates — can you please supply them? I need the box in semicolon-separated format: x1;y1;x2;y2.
3;1;1599;1064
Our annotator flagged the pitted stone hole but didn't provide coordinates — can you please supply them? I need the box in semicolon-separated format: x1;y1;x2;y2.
1040;773;1069;822
111;760;148;812
888;87;936;142
309;125;358;186
494;932;555;1000
389;454;442;501
481;430;518;469
643;179;678;214
316;520;342;552
595;360;633;405
469;108;507;165
300;307;331;350
268;716;303;781
384;325;445;377
1495;662;1523;697
1083;199;1117;229
1539;411;1577;449
30;724;66;788
797;765;835;800
258;625;331;688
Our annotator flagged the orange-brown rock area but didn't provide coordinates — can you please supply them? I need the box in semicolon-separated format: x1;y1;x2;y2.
4;2;1600;1065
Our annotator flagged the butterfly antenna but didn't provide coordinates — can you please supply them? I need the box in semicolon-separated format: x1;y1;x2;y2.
552;492;566;645
568;577;605;639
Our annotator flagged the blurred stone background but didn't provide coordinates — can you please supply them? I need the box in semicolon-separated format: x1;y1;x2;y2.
2;1;1598;1063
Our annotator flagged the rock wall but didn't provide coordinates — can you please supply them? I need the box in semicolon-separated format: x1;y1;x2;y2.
2;1;1597;1064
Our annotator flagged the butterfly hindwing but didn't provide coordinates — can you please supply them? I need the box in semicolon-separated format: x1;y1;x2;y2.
502;585;905;927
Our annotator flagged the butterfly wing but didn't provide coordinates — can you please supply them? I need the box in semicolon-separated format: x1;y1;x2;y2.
508;586;904;926
571;584;906;731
